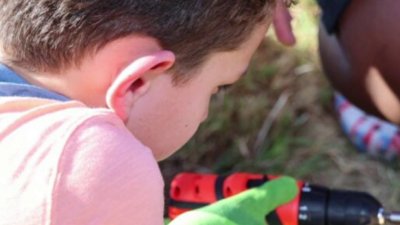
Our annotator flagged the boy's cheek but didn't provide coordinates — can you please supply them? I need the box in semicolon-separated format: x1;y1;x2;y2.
122;85;212;160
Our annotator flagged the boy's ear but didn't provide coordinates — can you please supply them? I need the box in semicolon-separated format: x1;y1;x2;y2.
106;50;175;121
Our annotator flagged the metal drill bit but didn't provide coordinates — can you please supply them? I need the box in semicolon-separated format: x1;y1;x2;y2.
384;211;400;224
378;210;400;224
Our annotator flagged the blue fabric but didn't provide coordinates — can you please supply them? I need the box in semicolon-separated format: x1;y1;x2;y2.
0;64;69;101
317;0;351;34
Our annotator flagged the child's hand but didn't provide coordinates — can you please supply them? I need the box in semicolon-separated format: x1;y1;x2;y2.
169;176;298;225
273;0;296;46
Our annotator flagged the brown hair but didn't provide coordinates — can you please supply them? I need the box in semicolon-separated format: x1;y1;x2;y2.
0;1;274;82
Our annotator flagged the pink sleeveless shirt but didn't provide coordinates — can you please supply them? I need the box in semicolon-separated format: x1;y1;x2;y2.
0;97;164;225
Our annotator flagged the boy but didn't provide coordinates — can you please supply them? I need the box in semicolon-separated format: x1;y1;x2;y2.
0;0;297;224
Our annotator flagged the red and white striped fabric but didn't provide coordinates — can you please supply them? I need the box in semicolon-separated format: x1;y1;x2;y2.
334;92;400;160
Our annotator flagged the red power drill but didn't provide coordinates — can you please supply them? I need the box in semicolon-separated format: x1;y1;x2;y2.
168;172;400;225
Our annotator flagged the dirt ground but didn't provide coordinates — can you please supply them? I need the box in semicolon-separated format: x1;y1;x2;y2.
160;1;400;213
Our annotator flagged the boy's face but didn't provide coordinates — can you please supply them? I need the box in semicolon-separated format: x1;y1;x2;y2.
127;22;270;161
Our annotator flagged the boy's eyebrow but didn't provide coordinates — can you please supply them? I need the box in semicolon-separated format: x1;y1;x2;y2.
219;84;233;91
218;69;249;93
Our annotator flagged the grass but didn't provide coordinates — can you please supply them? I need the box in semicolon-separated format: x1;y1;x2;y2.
160;1;400;211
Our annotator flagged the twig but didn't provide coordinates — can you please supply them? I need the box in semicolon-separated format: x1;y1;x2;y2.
253;90;291;156
237;137;251;158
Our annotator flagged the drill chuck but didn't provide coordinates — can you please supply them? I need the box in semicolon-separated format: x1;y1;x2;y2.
168;173;398;225
298;183;382;225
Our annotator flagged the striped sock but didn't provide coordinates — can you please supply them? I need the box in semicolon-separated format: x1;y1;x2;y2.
334;92;400;160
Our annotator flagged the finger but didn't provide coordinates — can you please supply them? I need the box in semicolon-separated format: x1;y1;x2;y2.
273;2;296;46
225;176;299;216
255;176;299;214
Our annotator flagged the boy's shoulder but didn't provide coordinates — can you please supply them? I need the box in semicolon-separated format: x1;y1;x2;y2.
0;98;145;150
0;98;158;166
0;97;154;160
0;98;121;133
47;100;165;224
0;98;164;224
